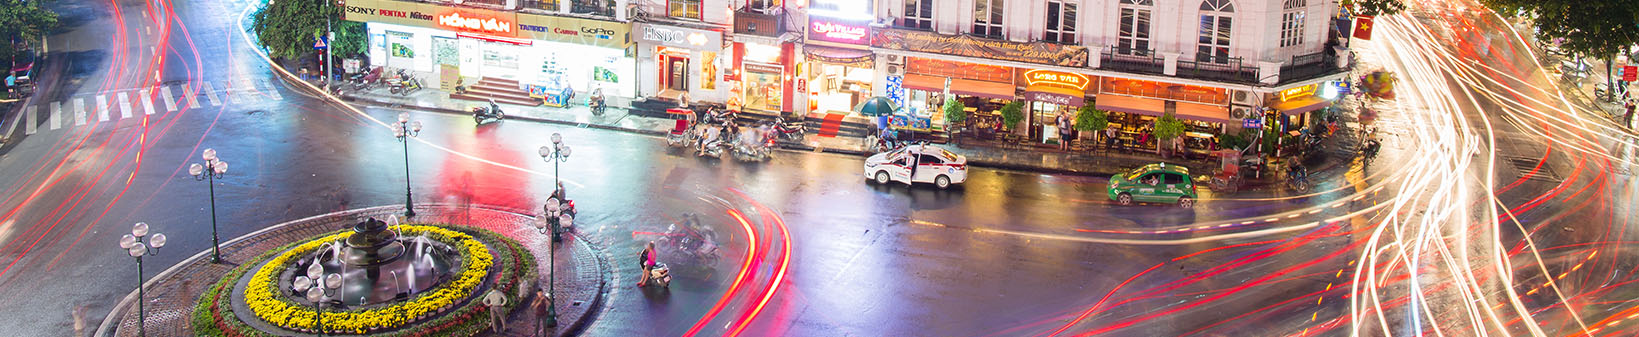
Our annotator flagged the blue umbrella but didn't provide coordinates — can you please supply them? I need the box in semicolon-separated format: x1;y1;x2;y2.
854;97;898;117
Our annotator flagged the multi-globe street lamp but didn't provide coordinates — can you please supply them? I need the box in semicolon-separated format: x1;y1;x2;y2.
393;112;423;217
538;133;572;241
189;148;228;263
293;249;342;336
117;222;166;337
531;215;562;329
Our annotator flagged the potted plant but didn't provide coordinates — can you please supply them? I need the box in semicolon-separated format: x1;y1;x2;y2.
1153;112;1185;158
1074;106;1108;150
999;101;1024;137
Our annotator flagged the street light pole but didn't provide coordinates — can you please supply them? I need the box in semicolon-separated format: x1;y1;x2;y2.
534;133;573;330
394;113;423;217
294;251;342;337
190;148;229;263
118;222;166;337
531;216;559;329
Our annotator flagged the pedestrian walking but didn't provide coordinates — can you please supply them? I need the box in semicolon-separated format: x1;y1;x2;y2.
483;287;509;333
532;287;553;337
1624;99;1635;128
1058;113;1074;150
1105;126;1118;151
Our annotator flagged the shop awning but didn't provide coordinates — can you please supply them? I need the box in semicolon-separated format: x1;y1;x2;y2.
804;46;874;68
1270;96;1332;115
1095;94;1165;117
904;74;1014;100
1173;101;1237;125
1023;85;1085;106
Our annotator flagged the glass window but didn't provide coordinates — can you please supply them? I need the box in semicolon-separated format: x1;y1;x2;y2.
521;0;559;11
1196;0;1233;64
1164;173;1184;185
902;0;934;29
972;0;1004;38
1117;5;1152;55
1045;1;1077;44
1280;11;1305;48
748;0;780;11
670;0;702;19
918;154;943;164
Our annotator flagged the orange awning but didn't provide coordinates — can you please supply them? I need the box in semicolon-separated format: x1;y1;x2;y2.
1095;94;1165;117
903;74;1015;100
1173;101;1236;125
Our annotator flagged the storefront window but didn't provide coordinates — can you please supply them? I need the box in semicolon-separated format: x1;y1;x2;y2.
748;0;781;11
520;0;559;11
743;67;783;112
670;0;702;19
701;52;718;90
811;64;873;114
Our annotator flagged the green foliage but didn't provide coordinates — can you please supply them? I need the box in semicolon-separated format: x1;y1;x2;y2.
1343;0;1407;16
1074;106;1108;132
1482;0;1639;59
999;101;1024;130
251;1;361;60
943;99;966;125
1152;112;1185;142
1217;132;1249;151
0;0;60;68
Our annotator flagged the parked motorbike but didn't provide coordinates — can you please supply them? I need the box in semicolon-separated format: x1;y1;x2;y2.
770;116;806;141
351;67;384;91
472;99;505;124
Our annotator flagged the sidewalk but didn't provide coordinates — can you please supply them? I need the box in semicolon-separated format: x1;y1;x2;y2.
98;204;610;337
340;84;676;136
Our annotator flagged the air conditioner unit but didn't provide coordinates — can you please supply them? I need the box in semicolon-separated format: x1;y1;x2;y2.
1229;106;1253;119
886;54;903;65
886;64;904;76
1230;89;1257;106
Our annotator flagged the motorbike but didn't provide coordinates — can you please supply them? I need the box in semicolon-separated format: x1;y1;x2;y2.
1362;138;1381;158
695;119;734;158
1286;165;1310;193
351;67;384;91
588;89;607;116
1240;156;1266;178
388;70;422;95
733;129;775;162
658;216;721;266
646;263;672;288
472;99;505;124
770;116;806;141
865;132;906;153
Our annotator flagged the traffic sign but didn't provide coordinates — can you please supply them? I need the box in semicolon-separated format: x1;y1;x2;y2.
1243;118;1263;129
1624;65;1637;82
313;36;328;50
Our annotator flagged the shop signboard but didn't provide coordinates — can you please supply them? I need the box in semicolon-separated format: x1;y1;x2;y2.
636;23;722;50
808;17;870;45
344;0;517;37
1024;91;1081;106
1023;69;1089;90
1278;84;1317;101
516;14;631;49
873;28;1089;67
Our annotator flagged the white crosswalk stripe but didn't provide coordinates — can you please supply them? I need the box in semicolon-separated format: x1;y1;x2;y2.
74;98;87;126
201;81;221;106
118;91;133;119
96;95;111;122
23;105;36;135
140;88;156;115
49;101;61;130
183;83;202;108
161;85;177;112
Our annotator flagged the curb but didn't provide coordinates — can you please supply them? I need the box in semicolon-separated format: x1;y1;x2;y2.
341;94;668;137
558;231;610;337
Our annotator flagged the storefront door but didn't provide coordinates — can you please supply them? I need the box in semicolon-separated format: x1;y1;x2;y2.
666;57;689;91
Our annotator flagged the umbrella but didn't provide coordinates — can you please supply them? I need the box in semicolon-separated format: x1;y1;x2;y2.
854;97;898;117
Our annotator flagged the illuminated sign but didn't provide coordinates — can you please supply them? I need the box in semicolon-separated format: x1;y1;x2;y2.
1023;69;1089;90
437;12;512;34
1278;84;1317;101
637;24;721;49
809;19;869;44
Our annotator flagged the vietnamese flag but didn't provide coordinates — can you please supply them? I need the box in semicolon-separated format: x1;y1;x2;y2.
1353;15;1375;40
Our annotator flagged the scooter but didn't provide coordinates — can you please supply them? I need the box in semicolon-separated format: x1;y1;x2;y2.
396;75;423;96
770;116;806;141
473;99;505;124
352;67;384;91
646;263;672;288
733;131;773;162
1286;165;1310;193
659;220;721;266
1362;138;1381;158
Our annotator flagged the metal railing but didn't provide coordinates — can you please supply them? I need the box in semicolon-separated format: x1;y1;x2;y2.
1101;47;1164;75
1177;55;1258;83
1278;51;1343;84
570;0;615;16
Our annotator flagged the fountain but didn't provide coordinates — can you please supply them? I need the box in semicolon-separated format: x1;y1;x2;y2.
285;217;462;308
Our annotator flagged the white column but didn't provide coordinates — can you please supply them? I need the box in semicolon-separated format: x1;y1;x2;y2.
1259;61;1282;85
1161;52;1180;76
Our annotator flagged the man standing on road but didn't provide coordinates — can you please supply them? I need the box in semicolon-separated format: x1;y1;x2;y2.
1624;99;1635;128
532;287;553;337
483;287;508;333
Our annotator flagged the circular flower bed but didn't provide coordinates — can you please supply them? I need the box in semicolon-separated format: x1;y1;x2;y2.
193;224;537;336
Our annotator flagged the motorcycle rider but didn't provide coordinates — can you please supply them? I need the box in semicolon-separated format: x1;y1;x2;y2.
637;241;658;287
697;121;722;156
589;88;605;115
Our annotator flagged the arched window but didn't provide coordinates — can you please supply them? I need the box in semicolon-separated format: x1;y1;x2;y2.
1117;0;1154;55
1196;0;1234;63
1280;0;1307;48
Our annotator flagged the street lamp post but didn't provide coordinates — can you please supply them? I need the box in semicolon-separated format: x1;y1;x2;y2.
393;112;423;217
189;148;228;263
537;133;572;241
118;222;166;337
531;215;565;329
293;252;343;337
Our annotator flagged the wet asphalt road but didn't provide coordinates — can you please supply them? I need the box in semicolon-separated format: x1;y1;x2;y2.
0;0;1634;336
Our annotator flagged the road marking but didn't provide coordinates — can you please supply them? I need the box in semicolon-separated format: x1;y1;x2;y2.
118;92;134;119
74;98;87;126
262;80;283;100
160;86;177;112
3;105;22;136
96;95;111;122
226;83;243;104
23;105;36;135
183;83;201;108
49;101;61;130
140;88;156;115
200;81;221;106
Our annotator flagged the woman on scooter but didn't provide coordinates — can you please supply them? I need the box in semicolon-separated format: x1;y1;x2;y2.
637;241;658;287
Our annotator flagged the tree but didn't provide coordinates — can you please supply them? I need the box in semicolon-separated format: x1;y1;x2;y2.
1343;0;1407;16
251;0;364;61
1153;112;1185;156
999;101;1024;131
1074;106;1108;133
943;98;966;126
1481;0;1639;100
0;0;59;72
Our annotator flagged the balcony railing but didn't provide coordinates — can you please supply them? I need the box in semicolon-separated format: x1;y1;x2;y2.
1278;51;1344;84
1101;47;1164;75
733;6;784;36
1176;55;1259;84
571;0;615;16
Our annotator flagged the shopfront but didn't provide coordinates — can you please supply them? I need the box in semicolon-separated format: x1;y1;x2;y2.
802;15;875;116
871;26;1088;136
1267;82;1336;130
733;40;794;114
899;57;1015;136
1093;77;1235;154
635;23;726;104
346;0;635;100
1020;69;1091;143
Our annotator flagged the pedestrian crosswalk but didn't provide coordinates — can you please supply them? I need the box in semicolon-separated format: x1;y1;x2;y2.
9;79;286;136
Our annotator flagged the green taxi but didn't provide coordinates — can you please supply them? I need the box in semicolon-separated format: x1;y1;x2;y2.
1107;163;1199;208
